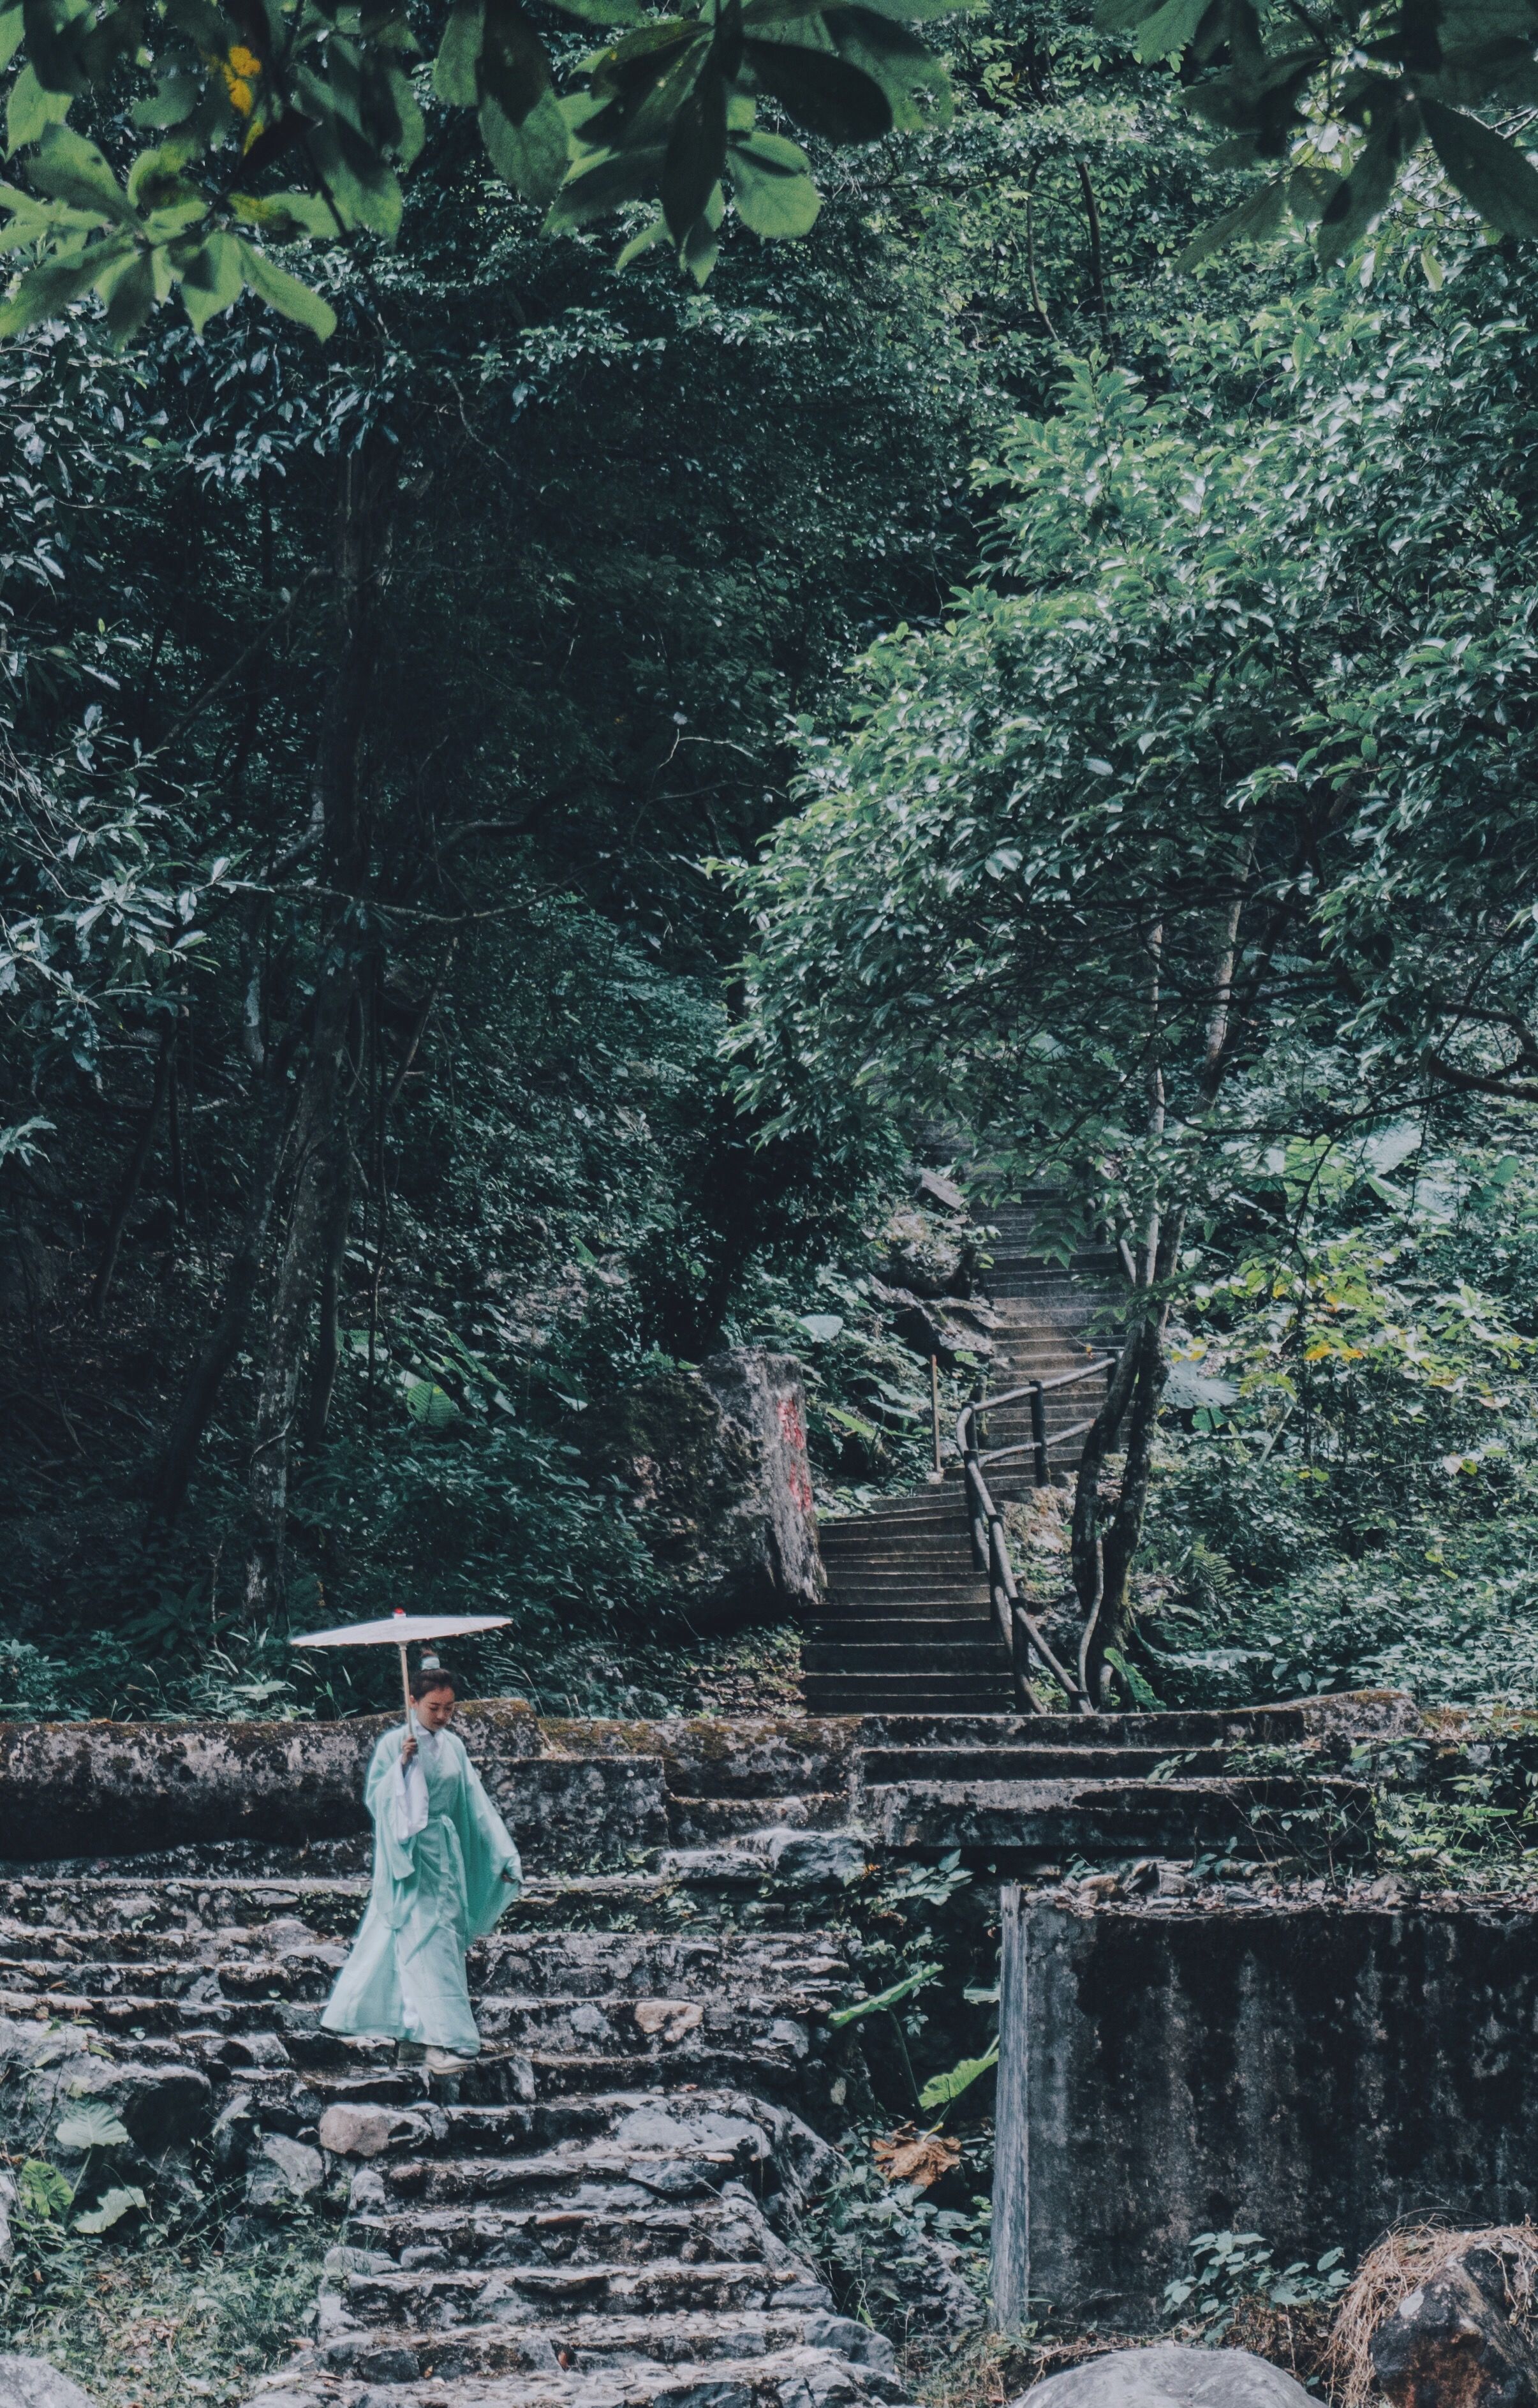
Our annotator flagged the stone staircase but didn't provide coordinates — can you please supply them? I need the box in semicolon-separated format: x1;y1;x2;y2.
0;1696;1400;2408
804;1193;1121;1717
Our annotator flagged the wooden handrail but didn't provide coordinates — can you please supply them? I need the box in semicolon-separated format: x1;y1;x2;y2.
956;1386;1094;1716
968;1356;1116;1415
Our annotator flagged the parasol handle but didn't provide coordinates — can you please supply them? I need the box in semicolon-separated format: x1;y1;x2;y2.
399;1641;412;1733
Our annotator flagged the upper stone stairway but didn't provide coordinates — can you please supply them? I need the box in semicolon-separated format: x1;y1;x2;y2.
804;1192;1120;1717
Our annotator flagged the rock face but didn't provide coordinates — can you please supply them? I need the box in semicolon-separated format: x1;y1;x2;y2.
584;1348;821;1631
0;2361;101;2408
1370;2237;1538;2407
1014;2346;1312;2405
882;1207;977;1298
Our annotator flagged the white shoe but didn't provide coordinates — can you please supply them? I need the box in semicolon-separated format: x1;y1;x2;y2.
425;2047;475;2074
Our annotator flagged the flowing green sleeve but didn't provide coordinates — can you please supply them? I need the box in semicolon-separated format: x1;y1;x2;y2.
450;1738;522;1940
364;1726;420;1898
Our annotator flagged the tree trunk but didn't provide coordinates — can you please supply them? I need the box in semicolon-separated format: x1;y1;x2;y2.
147;1058;288;1527
90;1025;172;1319
304;1124;353;1451
241;447;392;1619
1072;1210;1184;1706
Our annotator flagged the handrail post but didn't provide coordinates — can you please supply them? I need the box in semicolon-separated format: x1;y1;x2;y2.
1030;1381;1047;1487
929;1355;942;1479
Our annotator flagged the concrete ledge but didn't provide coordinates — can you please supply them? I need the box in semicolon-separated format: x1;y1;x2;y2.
993;1885;1538;2331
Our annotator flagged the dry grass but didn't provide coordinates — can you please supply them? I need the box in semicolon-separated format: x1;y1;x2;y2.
1326;2222;1538;2408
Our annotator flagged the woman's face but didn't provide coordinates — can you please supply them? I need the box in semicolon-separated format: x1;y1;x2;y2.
416;1684;457;1730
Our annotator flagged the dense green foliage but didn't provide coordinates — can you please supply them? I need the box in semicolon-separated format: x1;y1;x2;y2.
4;0;1199;1716
7;0;1538;1720
736;161;1538;1702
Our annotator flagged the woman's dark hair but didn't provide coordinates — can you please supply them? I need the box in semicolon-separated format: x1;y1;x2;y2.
409;1660;457;1700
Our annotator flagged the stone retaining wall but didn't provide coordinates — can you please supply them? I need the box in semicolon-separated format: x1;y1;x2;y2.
993;1886;1538;2331
0;1706;869;1862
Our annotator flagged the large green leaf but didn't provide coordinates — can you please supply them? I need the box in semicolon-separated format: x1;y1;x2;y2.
1421;97;1538;236
18;2159;72;2220
96;242;164;342
177;226;243;329
432;0;484;105
232;190;339;241
55;2101;131;2150
0;232;129;331
918;2037;998;2112
546;140;665;227
75;2184;146;2233
826;1962;939;2027
6;64;70;154
542;0;651;23
477;0;569;200
27;123;135;220
1128;0;1212;60
481;85;569;200
741;38;891;139
727;126;819;234
1178;173;1287;267
238;237;337;335
660;60;724;241
825;9;950;130
1317;93;1418;261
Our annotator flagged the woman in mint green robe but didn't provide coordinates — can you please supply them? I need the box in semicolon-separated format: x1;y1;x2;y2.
322;1677;521;2062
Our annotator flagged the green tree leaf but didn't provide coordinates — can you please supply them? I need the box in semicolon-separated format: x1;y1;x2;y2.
827;1962;939;2026
432;0;485;107
6;65;71;156
27;124;135;221
237;239;336;336
741;39;891;141
1421;98;1538;237
918;2037;998;2111
18;2159;72;2220
55;2101;131;2150
177;227;243;331
404;1378;460;1427
0;234;132;333
232;190;339;241
727;128;820;234
74;2183;146;2233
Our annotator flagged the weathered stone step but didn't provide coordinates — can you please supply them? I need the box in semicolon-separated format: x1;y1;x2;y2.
667;1795;848;1843
822;1574;991;1599
804;1646;1009;1677
802;1681;1012;1713
302;2333;907;2402
336;2255;825;2326
858;1745;1231;1783
0;1873;367;1938
817;1599;995;1625
867;1775;1374;1862
0;1951;343;2001
346;2194;777;2268
811;1617;993;1641
380;2140;767;2208
474;1934;853;2002
0;1870;695;1941
321;2305;854;2377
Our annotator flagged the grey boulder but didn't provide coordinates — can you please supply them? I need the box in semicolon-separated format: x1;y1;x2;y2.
1016;2347;1313;2405
0;2360;101;2408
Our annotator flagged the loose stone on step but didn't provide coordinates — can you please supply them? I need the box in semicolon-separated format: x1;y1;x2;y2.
320;2102;395;2157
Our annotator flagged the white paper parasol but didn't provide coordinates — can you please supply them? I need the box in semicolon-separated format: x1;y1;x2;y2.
291;1609;512;1727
